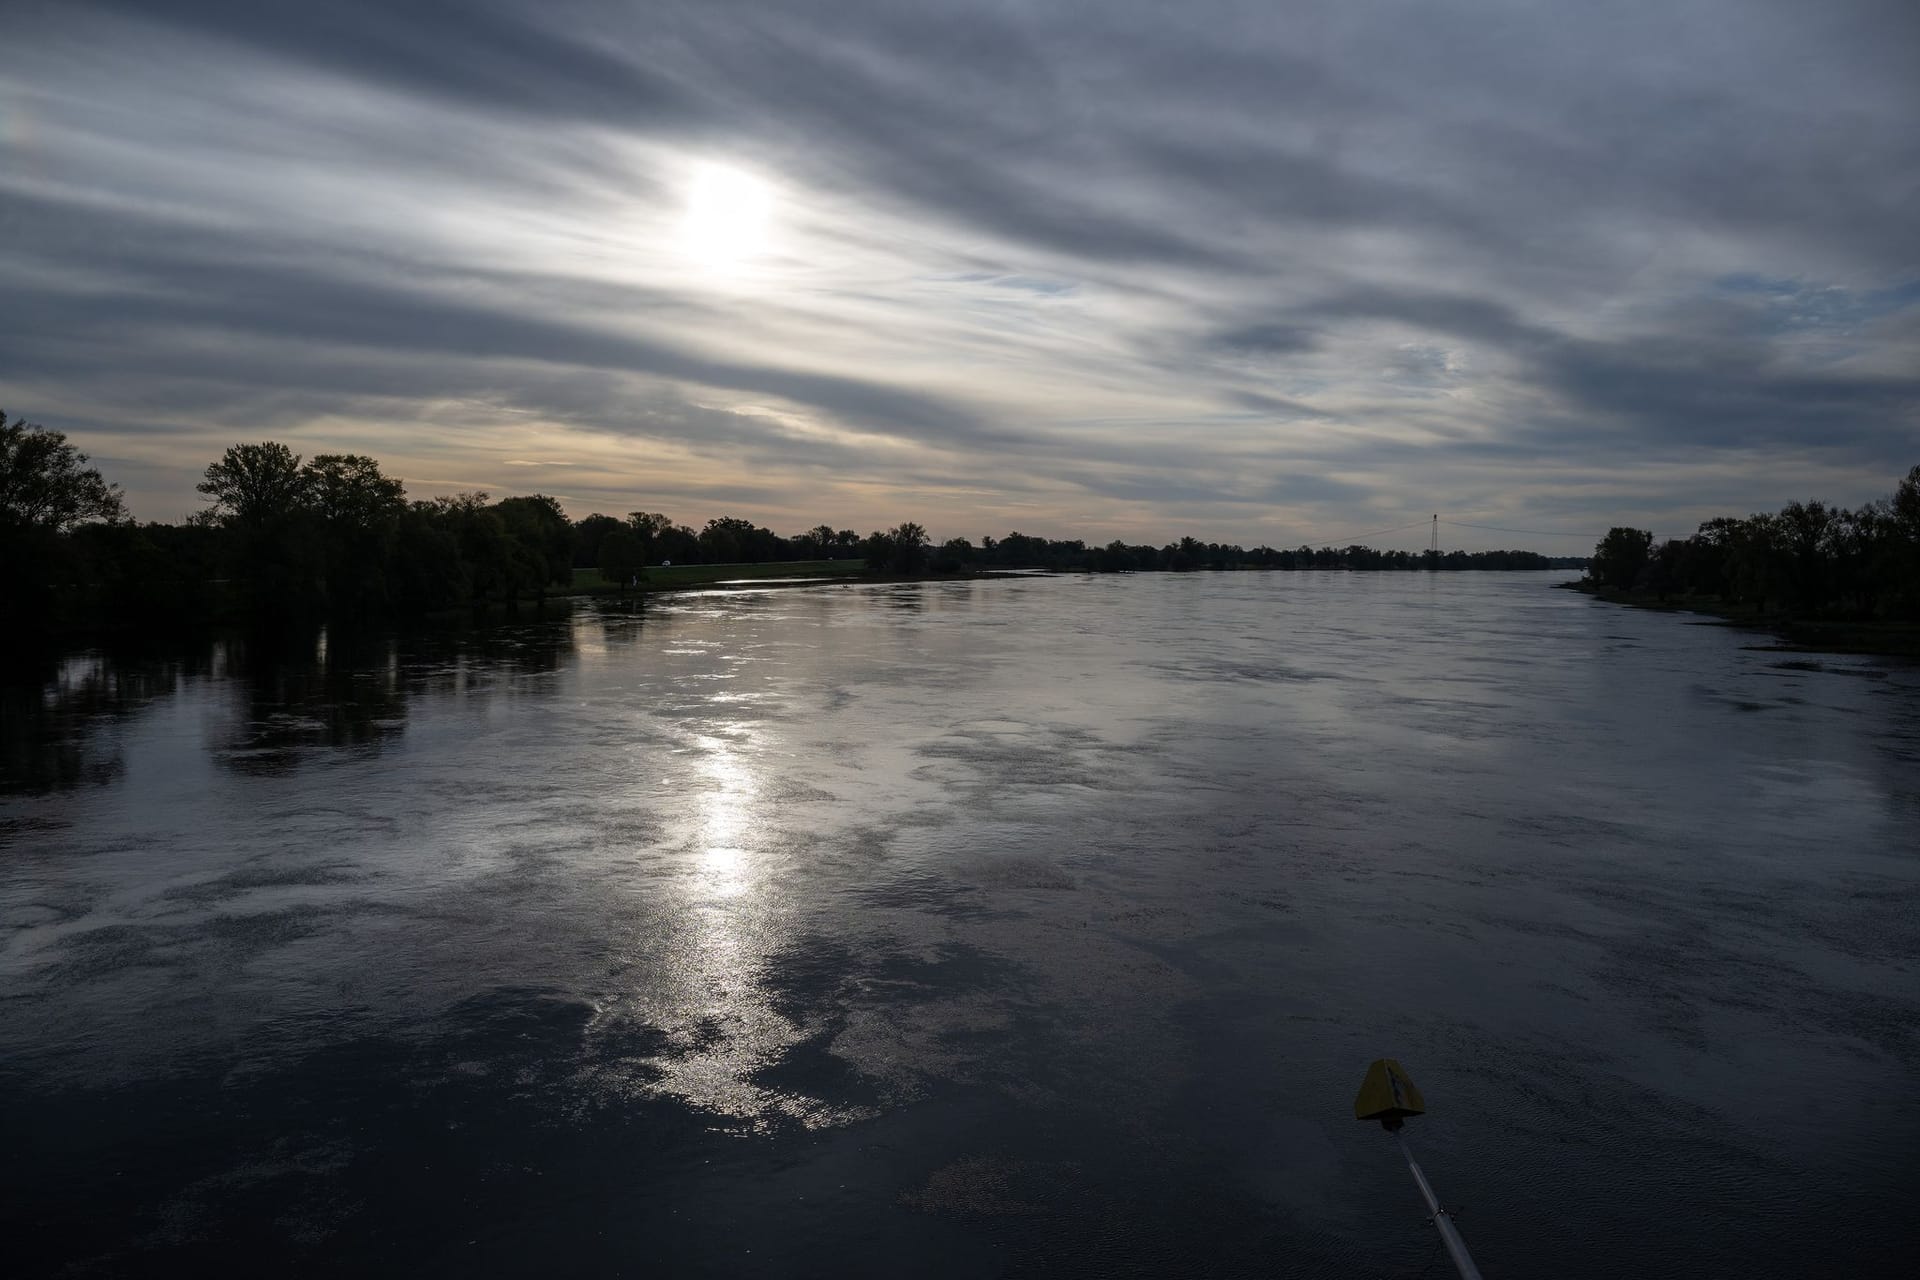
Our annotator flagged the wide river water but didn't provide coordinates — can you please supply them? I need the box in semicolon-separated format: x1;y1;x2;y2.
4;572;1917;1277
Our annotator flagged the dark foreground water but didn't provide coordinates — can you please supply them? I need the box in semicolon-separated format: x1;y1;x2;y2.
4;573;1917;1277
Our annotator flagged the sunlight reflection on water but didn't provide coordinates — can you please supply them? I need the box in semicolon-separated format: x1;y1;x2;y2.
3;574;1918;1275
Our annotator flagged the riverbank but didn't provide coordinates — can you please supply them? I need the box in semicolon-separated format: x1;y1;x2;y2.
1559;579;1920;658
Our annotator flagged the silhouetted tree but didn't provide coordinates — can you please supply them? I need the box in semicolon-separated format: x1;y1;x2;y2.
197;442;307;526
572;513;624;568
26;415;1900;643
494;495;573;605
1590;527;1653;590
1590;465;1919;623
304;453;405;616
0;411;126;532
598;528;645;592
933;536;974;573
888;522;930;573
196;442;324;620
1;411;128;624
1889;465;1920;614
392;501;470;613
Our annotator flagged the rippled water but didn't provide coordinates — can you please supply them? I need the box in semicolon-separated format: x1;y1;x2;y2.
4;573;1917;1277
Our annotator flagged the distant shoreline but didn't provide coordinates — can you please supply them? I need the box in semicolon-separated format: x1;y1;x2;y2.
559;561;1045;601
1558;579;1920;659
567;562;1584;603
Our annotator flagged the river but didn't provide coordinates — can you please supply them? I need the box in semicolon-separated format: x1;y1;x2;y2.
4;572;1916;1277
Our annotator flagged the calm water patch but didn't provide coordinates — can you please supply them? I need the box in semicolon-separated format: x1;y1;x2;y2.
4;573;1916;1276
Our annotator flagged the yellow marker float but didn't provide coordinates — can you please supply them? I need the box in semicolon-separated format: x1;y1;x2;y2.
1353;1057;1426;1128
1354;1058;1483;1280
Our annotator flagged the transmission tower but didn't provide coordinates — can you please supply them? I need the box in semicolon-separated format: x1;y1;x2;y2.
1430;514;1439;555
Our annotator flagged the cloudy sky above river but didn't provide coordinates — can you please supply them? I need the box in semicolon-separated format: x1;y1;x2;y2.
2;0;1915;547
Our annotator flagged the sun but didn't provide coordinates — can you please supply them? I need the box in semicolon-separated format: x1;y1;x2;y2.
678;162;772;271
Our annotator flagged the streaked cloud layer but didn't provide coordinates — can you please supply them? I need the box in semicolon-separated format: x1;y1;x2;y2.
3;0;1915;547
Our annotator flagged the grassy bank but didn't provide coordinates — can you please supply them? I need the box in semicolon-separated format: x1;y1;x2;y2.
1559;579;1920;658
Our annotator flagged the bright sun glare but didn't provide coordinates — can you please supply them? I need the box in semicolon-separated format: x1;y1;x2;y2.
679;163;772;270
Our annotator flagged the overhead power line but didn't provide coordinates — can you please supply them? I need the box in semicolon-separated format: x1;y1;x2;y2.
1276;517;1434;546
1267;515;1681;549
1443;519;1595;538
1445;518;1685;541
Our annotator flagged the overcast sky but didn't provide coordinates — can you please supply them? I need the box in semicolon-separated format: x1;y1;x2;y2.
2;0;1915;549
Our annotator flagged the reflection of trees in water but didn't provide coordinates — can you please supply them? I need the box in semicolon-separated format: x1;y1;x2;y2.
4;612;582;789
380;616;578;704
213;629;409;776
593;599;648;650
461;618;575;678
213;618;577;775
0;650;194;794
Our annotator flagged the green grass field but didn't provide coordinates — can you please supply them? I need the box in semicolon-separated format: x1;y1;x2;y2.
570;560;864;592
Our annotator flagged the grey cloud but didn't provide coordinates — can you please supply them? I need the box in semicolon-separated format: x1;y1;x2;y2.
1299;288;1553;349
0;191;998;449
1209;324;1319;356
1223;391;1330;418
90;0;700;128
7;0;1918;537
1530;339;1920;454
1262;283;1919;464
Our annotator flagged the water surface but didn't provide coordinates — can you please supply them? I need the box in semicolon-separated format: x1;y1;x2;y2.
4;573;1917;1276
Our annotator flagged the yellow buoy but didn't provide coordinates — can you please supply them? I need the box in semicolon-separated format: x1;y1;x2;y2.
1353;1057;1426;1127
1352;1058;1482;1280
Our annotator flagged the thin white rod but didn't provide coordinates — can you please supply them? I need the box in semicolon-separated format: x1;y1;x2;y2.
1393;1131;1484;1280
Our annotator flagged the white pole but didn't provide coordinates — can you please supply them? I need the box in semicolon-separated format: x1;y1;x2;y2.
1393;1131;1484;1280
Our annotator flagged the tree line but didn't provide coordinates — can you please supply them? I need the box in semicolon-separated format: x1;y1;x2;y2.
1586;463;1920;620
3;413;1572;635
577;517;1572;579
